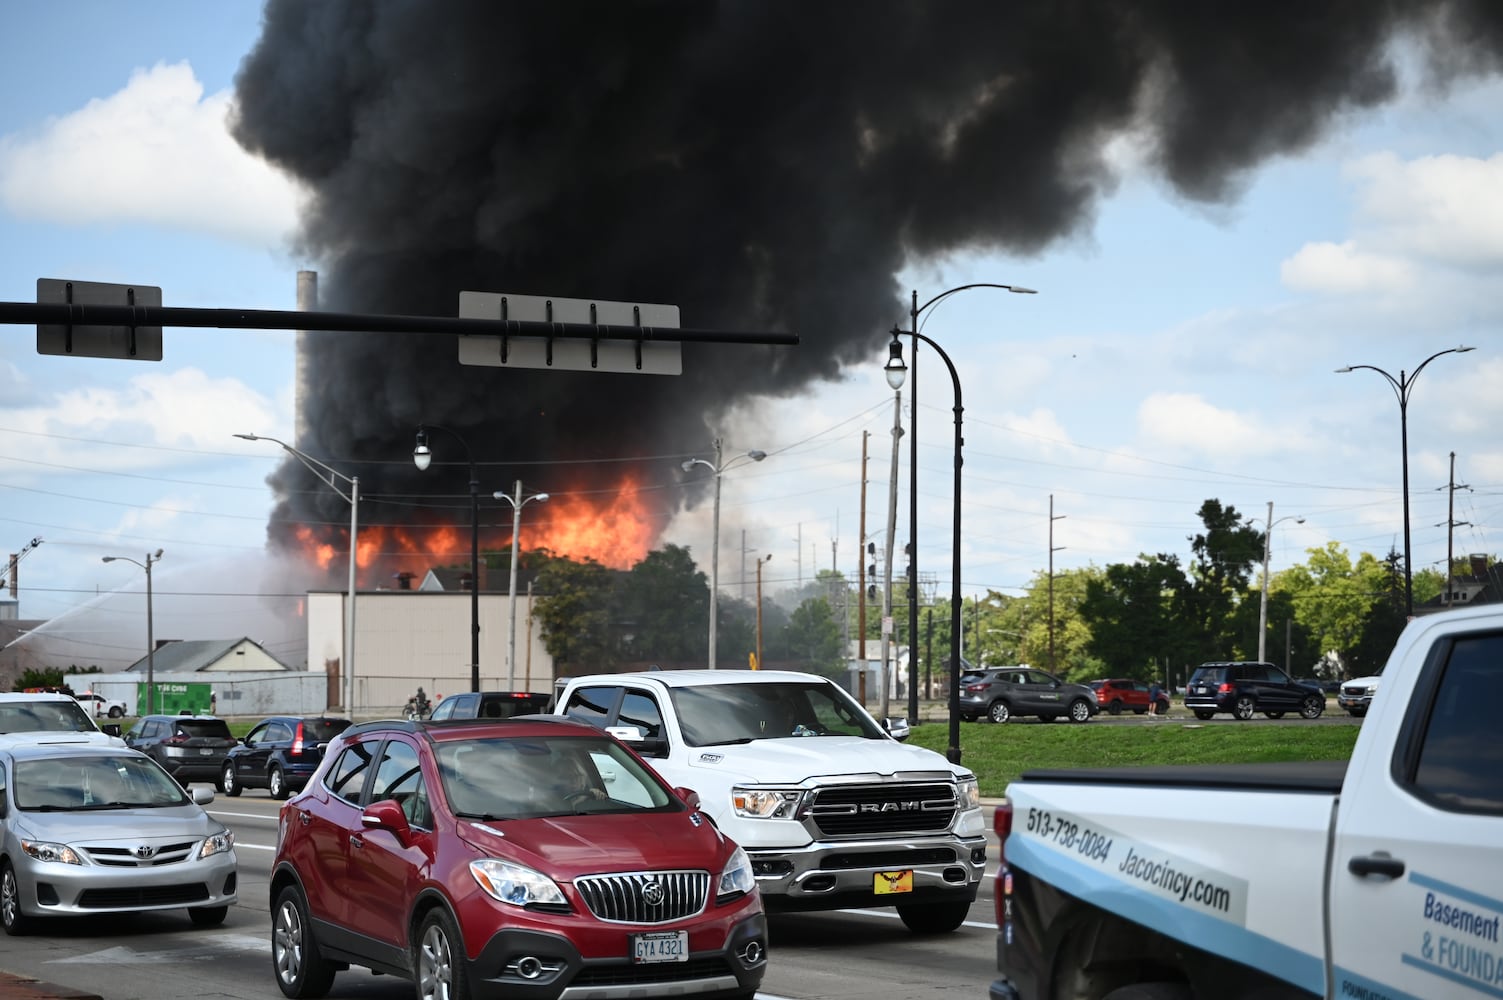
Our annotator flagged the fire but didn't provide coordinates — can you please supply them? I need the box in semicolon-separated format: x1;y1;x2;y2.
284;472;658;585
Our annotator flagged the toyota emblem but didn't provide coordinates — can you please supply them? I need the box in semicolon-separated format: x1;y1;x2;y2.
641;879;664;906
134;845;157;859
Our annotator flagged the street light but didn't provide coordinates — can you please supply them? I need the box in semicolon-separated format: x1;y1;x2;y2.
1249;502;1304;664
903;284;1035;721
682;439;766;669
236;433;360;715
883;326;970;764
102;550;163;714
1336;345;1474;616
414;424;482;692
493;481;549;690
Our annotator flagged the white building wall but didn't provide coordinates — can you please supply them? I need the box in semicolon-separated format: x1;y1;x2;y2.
307;591;556;712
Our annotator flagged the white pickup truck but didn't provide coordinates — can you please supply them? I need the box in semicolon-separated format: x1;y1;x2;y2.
990;601;1503;1000
553;668;989;933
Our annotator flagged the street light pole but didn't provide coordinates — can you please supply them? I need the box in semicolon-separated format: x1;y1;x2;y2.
494;480;549;690
905;284;1035;722
1251;501;1304;663
755;554;773;669
102;550;163;714
414;425;482;692
884;327;968;764
236;433;361;715
1337;345;1474;617
682;440;766;669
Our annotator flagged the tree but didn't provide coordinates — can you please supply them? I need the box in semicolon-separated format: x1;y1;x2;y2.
1081;554;1192;679
782;597;846;675
1182;500;1263;661
618;544;708;662
531;551;619;670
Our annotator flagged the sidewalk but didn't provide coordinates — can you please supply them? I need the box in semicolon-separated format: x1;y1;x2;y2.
0;970;101;999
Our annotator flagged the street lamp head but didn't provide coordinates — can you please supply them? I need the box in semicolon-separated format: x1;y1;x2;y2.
152;549;164;560
747;450;767;463
1334;366;1353;374
532;493;550;503
233;433;259;441
884;336;907;390
1008;286;1039;294
1295;517;1306;525
101;556;117;564
680;459;696;473
413;428;432;471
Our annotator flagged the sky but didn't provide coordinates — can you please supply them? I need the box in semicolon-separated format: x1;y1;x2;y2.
2;2;1501;672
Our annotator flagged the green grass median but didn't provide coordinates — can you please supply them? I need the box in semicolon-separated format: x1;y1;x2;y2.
907;720;1361;798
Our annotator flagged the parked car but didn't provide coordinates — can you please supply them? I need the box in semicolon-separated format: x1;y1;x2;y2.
0;735;237;934
959;667;1097;724
123;715;238;789
428;690;552;720
1338;673;1382;717
268;716;766;1000
72;691;128;719
1087;678;1168;715
1182;660;1325;720
221;715;352;800
0;692;123;744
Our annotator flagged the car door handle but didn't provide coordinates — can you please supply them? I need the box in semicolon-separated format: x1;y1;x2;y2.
1347;854;1405;879
297;810;312;826
350;834;365;849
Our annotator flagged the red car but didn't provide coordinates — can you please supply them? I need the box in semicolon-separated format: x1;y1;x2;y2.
268;716;766;1000
1088;678;1168;715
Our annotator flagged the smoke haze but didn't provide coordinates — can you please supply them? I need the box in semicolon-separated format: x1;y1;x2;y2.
229;0;1503;562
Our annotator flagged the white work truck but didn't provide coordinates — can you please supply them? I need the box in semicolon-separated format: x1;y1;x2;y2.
990;601;1503;1000
553;668;989;933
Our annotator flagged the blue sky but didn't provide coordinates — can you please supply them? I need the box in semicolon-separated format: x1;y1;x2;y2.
2;3;1501;671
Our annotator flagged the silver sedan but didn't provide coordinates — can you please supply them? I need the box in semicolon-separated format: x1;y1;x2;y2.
0;737;237;934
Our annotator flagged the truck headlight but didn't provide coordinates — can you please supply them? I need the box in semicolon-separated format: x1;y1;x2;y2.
956;776;980;811
470;859;567;907
731;787;803;819
199;830;235;859
22;840;81;865
717;846;756;900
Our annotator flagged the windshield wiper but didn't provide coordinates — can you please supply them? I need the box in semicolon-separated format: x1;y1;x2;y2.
700;737;758;747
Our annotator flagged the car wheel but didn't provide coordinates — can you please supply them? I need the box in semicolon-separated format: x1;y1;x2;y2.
272;884;336;999
1264;711;1285;719
417;907;470;1000
222;763;241;797
1155;699;1170;715
1300;694;1325;719
1;861;29;936
269;766;289;800
1193;710;1215;721
1068;699;1093;723
1107;700;1122;716
189;905;228;927
987;701;1011;724
896;900;970;934
107;706;123;719
1101;984;1194;1000
1233;695;1256;721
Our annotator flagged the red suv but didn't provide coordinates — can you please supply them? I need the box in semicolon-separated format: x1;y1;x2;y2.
1088;678;1168;716
269;716;766;1000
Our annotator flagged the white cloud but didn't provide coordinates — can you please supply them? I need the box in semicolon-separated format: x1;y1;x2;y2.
0;61;303;248
1347;151;1503;267
45;367;280;450
1280;240;1413;293
1135;392;1266;457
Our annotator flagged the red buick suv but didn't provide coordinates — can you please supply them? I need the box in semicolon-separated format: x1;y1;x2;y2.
269;716;766;1000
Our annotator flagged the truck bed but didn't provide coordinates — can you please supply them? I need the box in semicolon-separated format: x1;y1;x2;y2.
1017;758;1347;794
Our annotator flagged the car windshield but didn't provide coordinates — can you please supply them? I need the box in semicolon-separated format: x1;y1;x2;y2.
0;701;98;735
436;735;676;820
14;754;190;810
670;680;886;746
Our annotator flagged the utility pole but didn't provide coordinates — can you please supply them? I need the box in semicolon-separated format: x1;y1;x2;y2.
857;431;869;705
880;391;903;721
1440;451;1471;607
1048;495;1066;673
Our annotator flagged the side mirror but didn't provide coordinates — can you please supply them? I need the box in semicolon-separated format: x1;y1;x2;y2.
191;786;215;805
100;724;122;737
883;717;912;742
362;799;413;844
675;786;702;810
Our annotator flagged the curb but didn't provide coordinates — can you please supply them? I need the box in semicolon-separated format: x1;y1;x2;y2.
0;971;101;1000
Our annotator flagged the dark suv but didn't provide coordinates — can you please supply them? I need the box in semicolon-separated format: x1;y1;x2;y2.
428;690;552;720
1183;661;1325;720
268;716;766;1000
123;714;239;788
221;715;352;799
959;667;1098;724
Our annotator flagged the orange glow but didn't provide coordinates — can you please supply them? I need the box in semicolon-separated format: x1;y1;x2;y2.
284;472;657;584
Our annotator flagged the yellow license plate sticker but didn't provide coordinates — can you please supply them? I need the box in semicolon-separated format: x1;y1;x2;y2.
874;870;913;894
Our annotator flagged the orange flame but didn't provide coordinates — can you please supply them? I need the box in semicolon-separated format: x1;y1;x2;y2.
285;472;657;585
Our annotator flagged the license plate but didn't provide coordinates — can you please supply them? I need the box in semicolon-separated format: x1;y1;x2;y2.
874;870;913;895
632;930;687;964
199;748;215;755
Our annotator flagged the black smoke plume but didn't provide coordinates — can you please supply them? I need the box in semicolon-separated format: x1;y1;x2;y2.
230;0;1503;566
